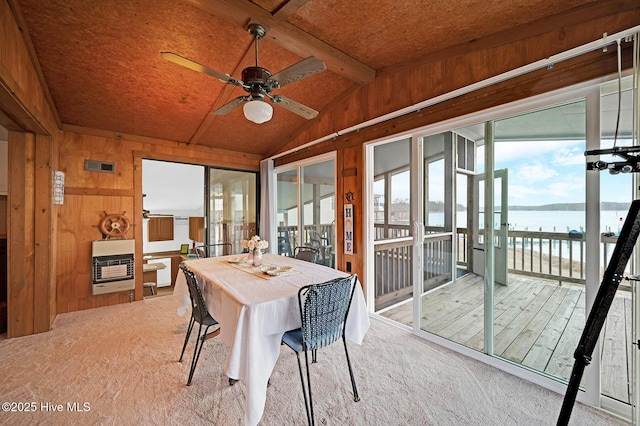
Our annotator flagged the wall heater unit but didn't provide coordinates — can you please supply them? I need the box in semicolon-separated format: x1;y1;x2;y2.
92;239;135;295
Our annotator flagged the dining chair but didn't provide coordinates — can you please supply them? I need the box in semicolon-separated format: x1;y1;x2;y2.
281;274;360;426
178;262;220;386
294;246;320;263
278;236;293;257
195;243;232;258
307;230;331;266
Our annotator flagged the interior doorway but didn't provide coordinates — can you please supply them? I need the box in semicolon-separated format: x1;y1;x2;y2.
140;159;259;298
141;159;205;298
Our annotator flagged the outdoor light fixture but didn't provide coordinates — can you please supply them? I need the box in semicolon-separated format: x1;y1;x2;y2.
243;99;273;124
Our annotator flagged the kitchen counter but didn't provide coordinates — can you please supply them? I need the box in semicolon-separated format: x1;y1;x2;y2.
143;262;166;272
142;250;180;260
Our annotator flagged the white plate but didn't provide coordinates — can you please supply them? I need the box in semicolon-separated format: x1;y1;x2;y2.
263;265;293;276
227;257;247;264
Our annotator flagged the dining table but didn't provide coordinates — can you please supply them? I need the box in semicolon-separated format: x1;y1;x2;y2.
174;252;370;426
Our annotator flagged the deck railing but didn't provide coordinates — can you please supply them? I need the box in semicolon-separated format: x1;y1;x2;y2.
374;239;413;310
504;229;586;284
277;224;334;253
375;224;630;309
277;223;631;309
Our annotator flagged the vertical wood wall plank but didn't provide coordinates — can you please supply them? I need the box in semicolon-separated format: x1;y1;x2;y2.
33;133;52;332
340;144;364;285
7;131;35;336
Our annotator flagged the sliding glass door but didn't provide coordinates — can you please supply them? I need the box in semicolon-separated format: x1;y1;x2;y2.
370;138;413;315
369;75;637;419
275;154;336;267
206;168;257;255
489;101;587;385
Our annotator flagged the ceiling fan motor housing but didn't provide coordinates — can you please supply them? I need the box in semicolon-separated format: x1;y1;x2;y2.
242;66;274;93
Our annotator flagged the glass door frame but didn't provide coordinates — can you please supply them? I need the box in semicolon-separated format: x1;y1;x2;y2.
272;151;337;265
365;73;633;419
204;167;259;255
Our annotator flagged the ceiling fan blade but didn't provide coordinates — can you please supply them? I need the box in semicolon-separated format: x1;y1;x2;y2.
213;96;250;115
270;57;326;88
161;52;244;87
271;95;319;119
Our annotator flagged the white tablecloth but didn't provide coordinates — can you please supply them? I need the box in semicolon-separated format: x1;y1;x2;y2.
174;253;370;426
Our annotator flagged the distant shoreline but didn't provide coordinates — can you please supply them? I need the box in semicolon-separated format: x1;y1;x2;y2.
508;202;630;211
427;201;633;212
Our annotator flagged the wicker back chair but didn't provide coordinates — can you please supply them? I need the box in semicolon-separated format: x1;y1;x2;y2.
281;274;360;425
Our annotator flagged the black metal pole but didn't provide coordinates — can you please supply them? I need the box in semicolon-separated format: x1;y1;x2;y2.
557;199;640;425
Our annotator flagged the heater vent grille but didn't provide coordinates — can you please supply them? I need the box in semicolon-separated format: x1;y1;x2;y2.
84;159;116;174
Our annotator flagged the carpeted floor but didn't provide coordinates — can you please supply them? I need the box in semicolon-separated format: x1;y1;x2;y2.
0;294;627;425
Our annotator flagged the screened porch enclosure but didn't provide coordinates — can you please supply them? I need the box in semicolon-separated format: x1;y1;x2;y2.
373;132;466;311
371;81;637;409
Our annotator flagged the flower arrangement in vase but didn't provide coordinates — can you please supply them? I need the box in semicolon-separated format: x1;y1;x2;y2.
242;235;269;266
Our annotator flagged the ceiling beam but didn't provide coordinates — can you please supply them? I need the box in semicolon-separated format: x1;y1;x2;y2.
273;0;311;20
186;0;375;85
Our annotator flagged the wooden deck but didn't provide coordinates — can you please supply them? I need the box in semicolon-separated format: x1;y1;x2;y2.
379;272;632;404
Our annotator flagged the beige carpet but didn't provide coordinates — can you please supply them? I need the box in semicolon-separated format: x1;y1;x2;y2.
0;294;627;425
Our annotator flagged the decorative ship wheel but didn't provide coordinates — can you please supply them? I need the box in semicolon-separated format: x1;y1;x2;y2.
99;211;131;239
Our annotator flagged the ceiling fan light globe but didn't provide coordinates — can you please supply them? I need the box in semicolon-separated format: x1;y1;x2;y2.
243;100;273;124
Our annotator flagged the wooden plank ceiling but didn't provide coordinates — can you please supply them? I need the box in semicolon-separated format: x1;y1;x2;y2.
13;0;609;157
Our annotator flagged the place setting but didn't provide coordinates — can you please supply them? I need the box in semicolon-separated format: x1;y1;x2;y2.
258;265;293;277
221;254;297;279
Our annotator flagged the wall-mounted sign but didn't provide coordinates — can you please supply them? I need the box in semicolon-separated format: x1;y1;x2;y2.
53;170;65;205
344;204;354;255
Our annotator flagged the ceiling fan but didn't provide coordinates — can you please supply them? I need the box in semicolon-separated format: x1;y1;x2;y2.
161;23;326;124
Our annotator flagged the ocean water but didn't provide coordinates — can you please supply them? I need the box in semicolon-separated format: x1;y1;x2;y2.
431;209;628;262
441;210;630;233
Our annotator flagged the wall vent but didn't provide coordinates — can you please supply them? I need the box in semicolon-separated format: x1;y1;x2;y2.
84;159;116;174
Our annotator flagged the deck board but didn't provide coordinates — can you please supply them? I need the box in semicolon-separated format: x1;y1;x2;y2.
435;278;527;346
600;296;630;403
545;291;586;381
501;285;569;363
379;272;631;404
522;287;582;372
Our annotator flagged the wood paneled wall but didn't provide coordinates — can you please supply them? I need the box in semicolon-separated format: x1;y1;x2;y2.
1;0;60;337
0;197;6;238
2;0;262;331
0;0;59;133
7;132;57;336
336;146;364;283
56;130;260;314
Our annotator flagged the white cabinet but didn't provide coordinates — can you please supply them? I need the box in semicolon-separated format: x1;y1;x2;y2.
147;258;171;287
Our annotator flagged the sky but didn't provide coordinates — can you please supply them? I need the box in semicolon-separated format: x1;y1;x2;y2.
382;138;635;208
492;139;633;206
